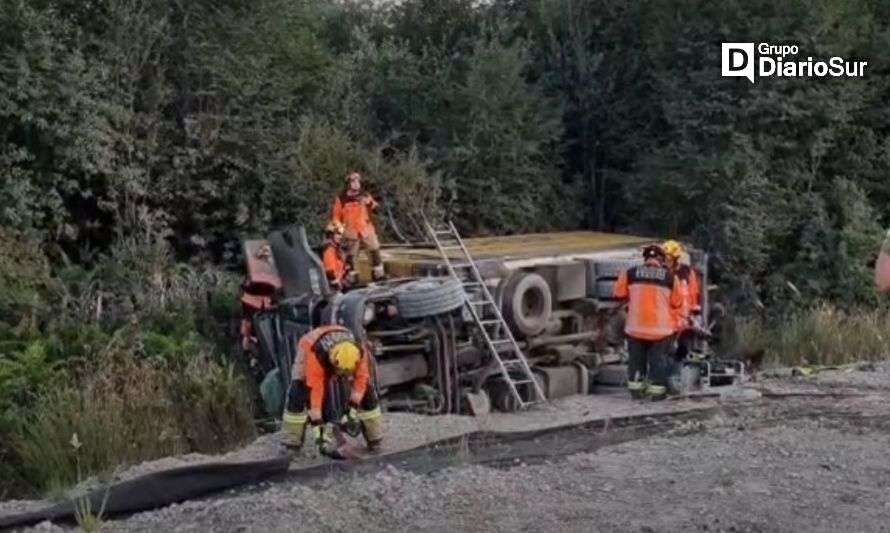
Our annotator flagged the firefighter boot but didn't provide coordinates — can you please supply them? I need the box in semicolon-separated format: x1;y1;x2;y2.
647;384;668;402
358;406;384;452
627;380;646;400
370;250;387;281
282;410;308;450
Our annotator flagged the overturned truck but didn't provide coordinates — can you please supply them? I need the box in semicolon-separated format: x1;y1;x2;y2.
239;224;718;419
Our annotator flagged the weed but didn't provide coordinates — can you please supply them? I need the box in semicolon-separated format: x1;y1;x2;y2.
735;304;890;367
5;343;255;497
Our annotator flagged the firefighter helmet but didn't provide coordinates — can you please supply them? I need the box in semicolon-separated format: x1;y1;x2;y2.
662;240;684;260
642;244;666;261
330;340;361;374
325;221;345;236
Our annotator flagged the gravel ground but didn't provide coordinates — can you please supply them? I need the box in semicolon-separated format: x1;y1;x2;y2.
89;396;890;533
6;364;890;532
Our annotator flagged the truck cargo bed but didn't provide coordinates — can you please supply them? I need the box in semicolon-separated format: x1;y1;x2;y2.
374;231;656;279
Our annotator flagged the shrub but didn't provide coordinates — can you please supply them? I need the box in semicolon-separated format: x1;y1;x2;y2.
735;304;890;368
3;336;255;497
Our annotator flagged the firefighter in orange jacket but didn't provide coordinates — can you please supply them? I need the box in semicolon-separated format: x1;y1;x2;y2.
322;221;350;291
614;244;684;401
332;171;385;282
663;240;701;360
662;240;701;331
281;325;383;455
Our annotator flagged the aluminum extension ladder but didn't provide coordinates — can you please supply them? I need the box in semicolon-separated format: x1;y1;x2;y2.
422;215;546;410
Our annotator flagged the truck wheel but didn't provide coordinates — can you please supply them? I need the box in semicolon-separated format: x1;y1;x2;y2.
594;260;640;279
502;272;552;337
393;278;465;319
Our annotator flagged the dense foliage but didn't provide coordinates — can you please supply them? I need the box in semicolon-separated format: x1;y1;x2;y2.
3;0;888;308
2;0;890;497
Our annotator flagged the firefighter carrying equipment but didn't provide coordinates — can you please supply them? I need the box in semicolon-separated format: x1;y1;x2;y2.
281;325;383;452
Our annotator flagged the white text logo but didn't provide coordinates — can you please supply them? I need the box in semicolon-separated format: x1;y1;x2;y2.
722;43;867;84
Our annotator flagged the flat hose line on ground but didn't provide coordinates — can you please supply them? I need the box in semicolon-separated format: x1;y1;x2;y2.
0;395;878;530
0;406;718;530
0;457;292;531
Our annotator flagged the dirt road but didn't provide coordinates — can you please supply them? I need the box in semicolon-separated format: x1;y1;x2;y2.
12;365;890;533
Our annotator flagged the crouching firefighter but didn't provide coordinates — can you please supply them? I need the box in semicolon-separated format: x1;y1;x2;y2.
614;244;684;401
281;325;383;457
322;221;351;292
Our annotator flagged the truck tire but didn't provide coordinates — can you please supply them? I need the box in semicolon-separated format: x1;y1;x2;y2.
594;260;640;279
596;279;618;300
502;272;552;337
393;278;465;319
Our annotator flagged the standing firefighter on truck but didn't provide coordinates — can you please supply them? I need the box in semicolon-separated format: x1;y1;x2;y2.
332;171;386;282
281;325;383;457
614;244;684;401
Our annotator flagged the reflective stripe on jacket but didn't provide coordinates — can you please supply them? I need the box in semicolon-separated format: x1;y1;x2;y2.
332;191;378;240
292;325;371;421
614;260;683;341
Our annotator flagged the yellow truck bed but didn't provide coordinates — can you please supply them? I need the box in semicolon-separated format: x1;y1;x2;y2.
357;231;656;279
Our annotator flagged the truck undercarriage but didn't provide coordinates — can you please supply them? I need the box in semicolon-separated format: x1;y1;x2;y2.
239;224;736;421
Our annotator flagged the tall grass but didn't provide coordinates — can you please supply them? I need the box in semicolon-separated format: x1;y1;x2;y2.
4;338;255;496
735;304;890;368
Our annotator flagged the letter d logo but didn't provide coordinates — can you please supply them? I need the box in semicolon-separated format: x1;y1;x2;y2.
722;43;755;84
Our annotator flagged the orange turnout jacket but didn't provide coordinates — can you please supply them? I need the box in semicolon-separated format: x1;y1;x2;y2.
674;265;701;332
614;259;683;341
322;242;348;285
332;190;379;240
293;325;370;422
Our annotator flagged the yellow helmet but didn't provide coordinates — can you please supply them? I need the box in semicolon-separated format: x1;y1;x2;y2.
325;221;345;236
662;240;684;260
330;340;361;374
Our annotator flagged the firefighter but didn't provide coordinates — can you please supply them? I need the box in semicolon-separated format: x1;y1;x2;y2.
613;244;684;401
281;325;383;456
332;171;386;282
663;240;701;361
322;221;350;291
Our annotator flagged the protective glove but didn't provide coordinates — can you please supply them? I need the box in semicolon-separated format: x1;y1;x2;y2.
310;422;331;450
341;407;362;437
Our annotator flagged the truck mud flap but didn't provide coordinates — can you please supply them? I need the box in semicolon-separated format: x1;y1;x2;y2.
0;457;291;531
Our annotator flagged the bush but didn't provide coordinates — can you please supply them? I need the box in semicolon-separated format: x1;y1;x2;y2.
735;304;890;368
2;334;254;497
